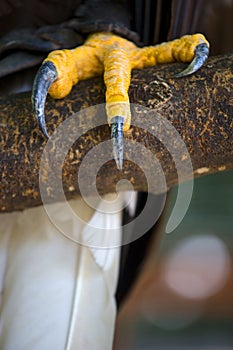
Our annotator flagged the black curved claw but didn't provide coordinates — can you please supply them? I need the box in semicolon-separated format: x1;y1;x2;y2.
31;61;57;137
175;43;209;78
110;116;124;170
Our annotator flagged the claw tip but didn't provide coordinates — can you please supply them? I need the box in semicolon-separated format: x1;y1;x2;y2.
32;61;57;139
110;116;124;171
174;42;209;78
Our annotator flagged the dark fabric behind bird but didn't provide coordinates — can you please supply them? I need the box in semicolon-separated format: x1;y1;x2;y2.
0;0;81;34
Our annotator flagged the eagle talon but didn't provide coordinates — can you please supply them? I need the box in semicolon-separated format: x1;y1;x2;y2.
32;61;57;138
174;43;209;78
110;116;124;170
31;32;210;167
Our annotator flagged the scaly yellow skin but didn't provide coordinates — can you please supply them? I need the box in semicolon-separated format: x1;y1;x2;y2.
44;32;209;131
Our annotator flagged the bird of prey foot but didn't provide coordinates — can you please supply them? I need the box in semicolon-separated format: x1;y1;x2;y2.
32;32;209;169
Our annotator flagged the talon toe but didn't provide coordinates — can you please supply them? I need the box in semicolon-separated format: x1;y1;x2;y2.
32;61;57;137
175;43;209;78
110;116;124;170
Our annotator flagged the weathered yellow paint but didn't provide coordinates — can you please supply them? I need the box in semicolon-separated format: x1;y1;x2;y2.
44;32;209;131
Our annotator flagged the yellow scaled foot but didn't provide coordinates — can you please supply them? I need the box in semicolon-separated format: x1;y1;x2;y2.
32;32;209;169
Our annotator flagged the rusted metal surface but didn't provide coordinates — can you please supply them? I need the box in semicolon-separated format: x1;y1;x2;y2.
0;53;233;212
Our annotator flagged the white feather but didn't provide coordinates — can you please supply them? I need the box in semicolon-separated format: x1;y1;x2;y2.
0;194;122;350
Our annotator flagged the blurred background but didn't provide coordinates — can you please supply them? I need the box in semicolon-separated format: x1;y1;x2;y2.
115;172;233;349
